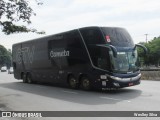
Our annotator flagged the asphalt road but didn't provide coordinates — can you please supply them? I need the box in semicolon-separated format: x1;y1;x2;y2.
0;72;160;120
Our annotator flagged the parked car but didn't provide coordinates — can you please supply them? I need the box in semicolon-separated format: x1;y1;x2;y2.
1;66;7;72
8;67;14;74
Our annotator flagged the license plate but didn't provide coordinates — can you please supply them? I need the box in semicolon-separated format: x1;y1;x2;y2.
129;83;134;86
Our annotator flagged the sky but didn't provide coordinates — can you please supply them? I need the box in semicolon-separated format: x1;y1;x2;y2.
1;0;160;49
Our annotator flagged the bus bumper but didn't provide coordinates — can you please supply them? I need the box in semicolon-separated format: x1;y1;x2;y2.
94;73;141;90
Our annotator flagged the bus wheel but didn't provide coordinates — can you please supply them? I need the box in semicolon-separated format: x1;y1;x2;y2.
26;73;33;84
80;77;91;90
68;76;79;89
22;73;27;83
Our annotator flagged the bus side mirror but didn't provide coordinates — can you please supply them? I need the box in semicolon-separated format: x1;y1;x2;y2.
109;45;117;58
96;44;117;58
134;44;148;55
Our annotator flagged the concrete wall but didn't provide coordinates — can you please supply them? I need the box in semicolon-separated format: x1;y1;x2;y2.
141;71;160;80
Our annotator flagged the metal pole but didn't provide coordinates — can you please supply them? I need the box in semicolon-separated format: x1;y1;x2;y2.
144;34;148;43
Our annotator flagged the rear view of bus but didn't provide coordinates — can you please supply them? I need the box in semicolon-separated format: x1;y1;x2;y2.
79;27;147;89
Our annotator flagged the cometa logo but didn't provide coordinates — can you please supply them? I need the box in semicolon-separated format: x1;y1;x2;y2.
50;50;70;58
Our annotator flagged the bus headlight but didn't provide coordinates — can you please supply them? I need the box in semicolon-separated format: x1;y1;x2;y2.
110;76;123;81
100;75;107;79
113;82;120;87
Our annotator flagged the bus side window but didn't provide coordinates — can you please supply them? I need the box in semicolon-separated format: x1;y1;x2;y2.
86;45;109;70
80;28;105;45
94;47;110;70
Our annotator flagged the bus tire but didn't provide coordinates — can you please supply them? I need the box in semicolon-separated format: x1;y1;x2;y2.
26;73;33;84
68;75;79;89
80;77;91;91
22;73;27;83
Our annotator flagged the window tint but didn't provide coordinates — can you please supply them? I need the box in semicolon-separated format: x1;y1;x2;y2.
66;31;88;66
48;30;88;68
80;28;105;45
80;28;110;70
66;30;83;49
48;34;67;68
89;46;110;70
101;27;134;47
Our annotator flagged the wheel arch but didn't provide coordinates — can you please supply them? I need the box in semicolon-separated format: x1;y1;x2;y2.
78;73;88;82
67;73;74;84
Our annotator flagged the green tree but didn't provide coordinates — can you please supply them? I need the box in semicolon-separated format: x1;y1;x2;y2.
150;37;160;66
0;0;45;35
138;37;160;67
137;42;149;66
0;44;11;68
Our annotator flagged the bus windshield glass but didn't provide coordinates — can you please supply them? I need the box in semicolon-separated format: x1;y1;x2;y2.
109;50;139;73
101;27;134;47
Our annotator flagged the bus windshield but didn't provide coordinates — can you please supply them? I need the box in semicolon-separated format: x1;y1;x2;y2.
101;27;134;47
109;50;139;73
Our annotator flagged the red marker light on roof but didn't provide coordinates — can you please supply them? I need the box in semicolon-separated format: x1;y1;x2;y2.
106;35;111;42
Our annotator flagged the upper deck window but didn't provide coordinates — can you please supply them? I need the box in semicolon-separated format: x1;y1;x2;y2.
80;27;105;46
101;27;134;47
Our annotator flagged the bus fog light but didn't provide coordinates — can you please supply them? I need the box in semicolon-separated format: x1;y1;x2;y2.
113;82;120;87
100;75;107;79
102;81;106;86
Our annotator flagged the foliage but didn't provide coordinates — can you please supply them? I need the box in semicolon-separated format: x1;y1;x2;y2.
138;37;160;67
0;0;45;35
0;44;11;68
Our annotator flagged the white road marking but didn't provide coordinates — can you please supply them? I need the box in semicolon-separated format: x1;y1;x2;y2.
62;90;78;94
100;96;131;103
